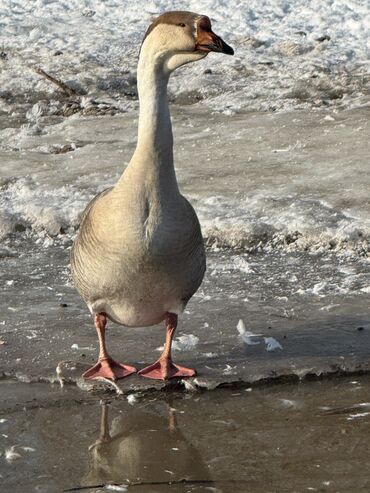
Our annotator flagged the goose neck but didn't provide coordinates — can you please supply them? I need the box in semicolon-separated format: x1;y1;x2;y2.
135;54;173;165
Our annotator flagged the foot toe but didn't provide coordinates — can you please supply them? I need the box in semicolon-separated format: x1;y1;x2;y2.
171;364;196;378
83;359;136;381
138;360;196;380
138;361;163;380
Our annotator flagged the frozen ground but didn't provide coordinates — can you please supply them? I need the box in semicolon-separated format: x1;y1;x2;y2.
1;107;370;389
2;241;370;389
0;0;369;117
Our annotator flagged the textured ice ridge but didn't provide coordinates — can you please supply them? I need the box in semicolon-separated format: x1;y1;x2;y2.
1;177;370;256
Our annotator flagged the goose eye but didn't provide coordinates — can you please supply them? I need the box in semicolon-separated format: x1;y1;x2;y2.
177;23;186;27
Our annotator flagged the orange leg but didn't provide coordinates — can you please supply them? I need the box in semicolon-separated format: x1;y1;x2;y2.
83;313;137;381
138;313;196;380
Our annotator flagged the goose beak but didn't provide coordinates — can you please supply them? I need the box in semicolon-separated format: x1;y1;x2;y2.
195;16;234;55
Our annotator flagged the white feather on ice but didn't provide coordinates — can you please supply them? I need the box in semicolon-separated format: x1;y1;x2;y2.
4;445;35;463
5;446;22;463
237;320;283;351
237;319;262;345
71;343;94;351
223;364;237;375
347;412;370;420
264;337;283;351
104;485;128;492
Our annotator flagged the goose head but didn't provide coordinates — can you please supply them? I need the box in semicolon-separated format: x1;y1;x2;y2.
141;11;234;73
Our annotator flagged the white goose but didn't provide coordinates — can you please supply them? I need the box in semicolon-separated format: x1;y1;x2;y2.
71;11;234;381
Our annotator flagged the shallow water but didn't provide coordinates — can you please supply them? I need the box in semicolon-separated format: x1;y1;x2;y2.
2;376;370;492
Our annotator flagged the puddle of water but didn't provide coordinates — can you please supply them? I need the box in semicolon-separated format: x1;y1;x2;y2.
1;377;370;492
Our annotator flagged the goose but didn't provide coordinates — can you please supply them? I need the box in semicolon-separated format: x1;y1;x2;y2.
71;11;234;381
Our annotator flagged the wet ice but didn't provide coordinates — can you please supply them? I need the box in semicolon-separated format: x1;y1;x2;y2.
3;378;370;492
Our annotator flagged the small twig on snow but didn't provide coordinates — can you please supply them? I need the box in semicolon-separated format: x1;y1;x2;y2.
34;67;81;97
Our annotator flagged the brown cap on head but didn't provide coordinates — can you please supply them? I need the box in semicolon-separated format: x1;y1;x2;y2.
142;11;199;44
142;11;234;56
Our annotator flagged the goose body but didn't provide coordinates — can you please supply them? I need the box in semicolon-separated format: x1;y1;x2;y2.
71;11;233;380
72;169;205;327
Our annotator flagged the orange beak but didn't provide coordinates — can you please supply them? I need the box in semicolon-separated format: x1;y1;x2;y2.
195;16;234;55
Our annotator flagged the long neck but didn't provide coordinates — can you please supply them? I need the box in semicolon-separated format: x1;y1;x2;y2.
126;47;178;189
136;56;173;162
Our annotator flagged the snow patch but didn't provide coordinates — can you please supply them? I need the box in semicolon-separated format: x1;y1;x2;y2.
0;0;368;114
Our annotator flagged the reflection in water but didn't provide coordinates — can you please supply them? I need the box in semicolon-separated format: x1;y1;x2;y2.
83;402;218;492
6;379;370;492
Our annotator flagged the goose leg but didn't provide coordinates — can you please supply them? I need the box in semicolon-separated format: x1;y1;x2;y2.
138;313;196;380
83;313;137;380
89;402;111;451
